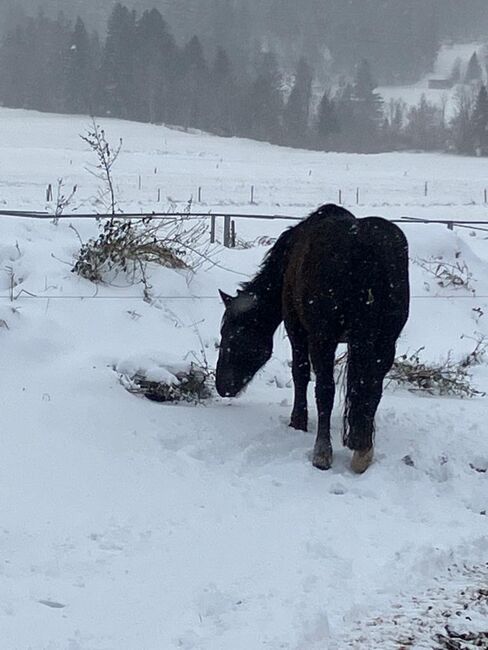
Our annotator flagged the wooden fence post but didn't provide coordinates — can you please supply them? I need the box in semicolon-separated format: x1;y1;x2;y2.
223;215;231;247
210;215;216;244
231;220;236;248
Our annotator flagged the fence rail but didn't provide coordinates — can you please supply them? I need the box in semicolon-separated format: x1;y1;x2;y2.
0;208;487;303
1;210;488;248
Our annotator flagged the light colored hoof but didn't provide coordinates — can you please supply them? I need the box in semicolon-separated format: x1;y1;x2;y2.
351;448;374;474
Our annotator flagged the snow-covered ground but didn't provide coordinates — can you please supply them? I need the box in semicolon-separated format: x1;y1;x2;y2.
0;108;487;649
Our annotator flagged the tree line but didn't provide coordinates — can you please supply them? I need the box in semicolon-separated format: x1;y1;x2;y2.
0;3;487;156
9;0;488;85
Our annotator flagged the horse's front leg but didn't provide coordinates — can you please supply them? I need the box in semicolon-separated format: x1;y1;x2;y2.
310;339;337;470
286;322;310;432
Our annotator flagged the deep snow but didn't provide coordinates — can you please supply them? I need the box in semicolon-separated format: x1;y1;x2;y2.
0;108;487;649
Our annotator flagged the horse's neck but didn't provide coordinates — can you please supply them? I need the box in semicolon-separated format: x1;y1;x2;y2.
244;236;290;332
248;281;283;333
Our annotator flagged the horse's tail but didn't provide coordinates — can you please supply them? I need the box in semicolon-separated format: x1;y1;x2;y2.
342;217;410;449
356;217;410;330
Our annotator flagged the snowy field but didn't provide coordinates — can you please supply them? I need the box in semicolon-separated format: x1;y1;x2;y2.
379;41;488;120
0;108;487;649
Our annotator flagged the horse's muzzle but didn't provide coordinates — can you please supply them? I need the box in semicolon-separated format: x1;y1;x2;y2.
215;370;238;397
215;368;248;397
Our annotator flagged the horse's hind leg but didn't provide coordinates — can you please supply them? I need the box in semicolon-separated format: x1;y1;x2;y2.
345;337;396;473
286;319;310;432
309;339;337;470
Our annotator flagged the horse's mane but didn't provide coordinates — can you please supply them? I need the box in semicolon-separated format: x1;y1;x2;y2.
240;204;355;299
239;221;296;297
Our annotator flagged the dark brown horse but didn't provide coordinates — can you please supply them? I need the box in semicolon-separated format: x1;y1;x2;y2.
216;204;409;473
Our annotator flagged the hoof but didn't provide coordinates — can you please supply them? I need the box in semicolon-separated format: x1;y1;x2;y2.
313;452;333;471
289;418;308;432
351;448;374;474
312;444;333;471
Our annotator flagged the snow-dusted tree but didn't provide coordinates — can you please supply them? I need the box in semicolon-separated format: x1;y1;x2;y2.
382;98;408;150
133;8;177;124
245;51;284;143
283;58;313;145
405;94;447;151
99;4;137;119
331;60;384;152
450;86;475;153
177;35;209;130
316;89;339;145
465;52;483;84
354;59;384;124
64;17;97;115
207;47;237;135
471;84;488;154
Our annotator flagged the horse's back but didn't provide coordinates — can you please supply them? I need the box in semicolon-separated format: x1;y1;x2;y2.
283;211;409;339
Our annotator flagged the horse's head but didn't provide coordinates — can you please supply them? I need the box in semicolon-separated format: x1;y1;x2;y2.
215;289;274;397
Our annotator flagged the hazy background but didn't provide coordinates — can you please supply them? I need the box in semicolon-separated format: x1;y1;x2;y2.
4;0;488;81
1;0;488;154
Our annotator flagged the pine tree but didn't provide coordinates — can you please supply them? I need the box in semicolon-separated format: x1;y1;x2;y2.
354;59;383;120
0;26;28;107
134;8;177;123
208;47;236;135
465;52;482;84
283;58;313;145
334;81;355;132
471;84;488;154
100;4;137;119
64;18;96;114
450;87;475;154
351;59;384;151
177;35;209;130
316;89;339;145
246;51;283;143
405;94;446;151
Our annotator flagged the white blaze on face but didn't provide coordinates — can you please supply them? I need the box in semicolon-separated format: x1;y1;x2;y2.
232;293;257;314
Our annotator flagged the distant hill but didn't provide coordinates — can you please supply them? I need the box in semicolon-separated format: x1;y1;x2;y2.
2;0;488;84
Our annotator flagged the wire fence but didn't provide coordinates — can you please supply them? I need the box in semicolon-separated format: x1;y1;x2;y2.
0;209;487;304
0;294;487;302
2;209;488;225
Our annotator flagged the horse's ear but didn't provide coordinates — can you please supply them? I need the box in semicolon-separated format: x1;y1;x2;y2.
219;290;233;307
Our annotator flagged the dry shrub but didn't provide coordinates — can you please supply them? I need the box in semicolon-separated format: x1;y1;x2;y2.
121;363;212;404
72;213;207;285
334;337;487;398
414;255;476;293
388;348;485;398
